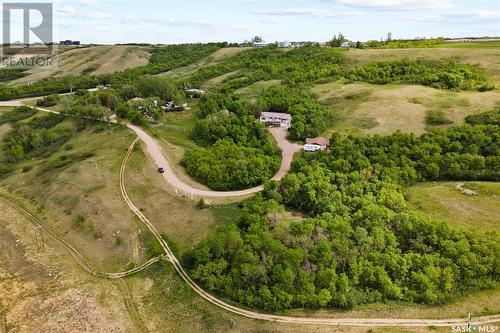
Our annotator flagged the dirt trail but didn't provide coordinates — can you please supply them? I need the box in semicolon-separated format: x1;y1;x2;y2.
116;279;149;333
0;192;163;279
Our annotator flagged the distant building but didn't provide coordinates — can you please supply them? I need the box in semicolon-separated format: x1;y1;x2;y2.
253;42;270;48
59;40;81;46
278;41;292;48
260;112;292;128
340;41;357;48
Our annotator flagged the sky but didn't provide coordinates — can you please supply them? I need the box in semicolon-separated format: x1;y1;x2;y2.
3;0;500;44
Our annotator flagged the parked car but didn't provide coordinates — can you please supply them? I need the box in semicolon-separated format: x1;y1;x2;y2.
158;167;165;173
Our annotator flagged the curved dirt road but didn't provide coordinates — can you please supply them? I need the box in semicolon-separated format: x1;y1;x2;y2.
1;99;301;198
127;124;301;198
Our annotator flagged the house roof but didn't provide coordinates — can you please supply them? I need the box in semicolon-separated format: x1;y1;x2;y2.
306;137;329;146
260;112;292;121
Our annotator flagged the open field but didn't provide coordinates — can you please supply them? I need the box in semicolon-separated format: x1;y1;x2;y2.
11;45;151;85
0;115;143;272
311;81;500;136
406;182;500;232
235;79;282;97
441;40;500;49
0;200;135;332
202;70;241;89
161;47;249;79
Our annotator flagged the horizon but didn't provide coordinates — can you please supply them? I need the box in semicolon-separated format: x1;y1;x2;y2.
3;0;499;44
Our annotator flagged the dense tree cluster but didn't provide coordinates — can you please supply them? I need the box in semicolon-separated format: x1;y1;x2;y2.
36;94;60;107
188;45;346;88
2;114;71;163
53;76;183;124
182;139;280;191
365;38;445;49
185;115;499;311
348;59;494;91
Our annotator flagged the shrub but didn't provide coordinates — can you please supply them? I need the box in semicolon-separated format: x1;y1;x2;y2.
0;105;37;124
74;214;85;230
425;110;453;125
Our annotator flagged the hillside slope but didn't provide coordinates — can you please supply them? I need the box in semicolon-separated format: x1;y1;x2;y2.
11;45;151;85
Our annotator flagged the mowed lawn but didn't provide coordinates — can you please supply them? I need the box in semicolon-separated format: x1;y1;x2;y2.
406;182;500;232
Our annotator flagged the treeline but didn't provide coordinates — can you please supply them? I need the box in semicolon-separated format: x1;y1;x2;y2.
0;105;36;125
187;45;346;88
186;46;493;92
0;109;113;176
0;110;71;175
348;59;494;91
365;38;445;49
0;75;98;101
185;113;499;311
465;107;500;126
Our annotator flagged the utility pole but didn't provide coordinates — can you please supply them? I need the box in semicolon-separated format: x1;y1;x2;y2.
34;226;44;250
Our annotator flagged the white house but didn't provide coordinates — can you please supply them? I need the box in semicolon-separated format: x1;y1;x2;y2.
278;41;292;48
260;112;292;127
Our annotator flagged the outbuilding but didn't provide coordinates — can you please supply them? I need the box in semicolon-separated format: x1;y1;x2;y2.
305;137;329;150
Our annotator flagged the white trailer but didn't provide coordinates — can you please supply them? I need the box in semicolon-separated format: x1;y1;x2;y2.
304;144;323;152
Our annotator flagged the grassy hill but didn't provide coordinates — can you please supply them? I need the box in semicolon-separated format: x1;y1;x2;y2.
10;45;151;85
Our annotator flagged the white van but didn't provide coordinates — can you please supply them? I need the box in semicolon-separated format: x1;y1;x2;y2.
304;144;322;152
